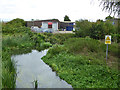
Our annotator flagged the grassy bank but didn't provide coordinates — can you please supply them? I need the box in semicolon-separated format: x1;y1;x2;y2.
2;18;119;88
2;31;74;88
42;37;119;88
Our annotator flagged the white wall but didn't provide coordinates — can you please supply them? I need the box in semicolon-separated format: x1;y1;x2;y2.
42;22;58;31
52;22;58;31
42;22;48;29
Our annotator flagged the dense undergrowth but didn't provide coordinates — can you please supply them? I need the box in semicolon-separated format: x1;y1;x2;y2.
42;37;119;88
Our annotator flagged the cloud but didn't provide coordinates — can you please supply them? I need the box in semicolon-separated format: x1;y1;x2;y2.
0;0;111;21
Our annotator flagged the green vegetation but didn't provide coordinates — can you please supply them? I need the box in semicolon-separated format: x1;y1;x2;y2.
42;33;75;44
42;38;119;88
6;18;26;26
2;32;54;88
2;18;74;88
0;19;2;89
105;15;114;20
33;80;38;89
2;17;119;88
75;19;120;43
75;19;92;37
64;15;71;21
2;19;51;88
2;18;29;34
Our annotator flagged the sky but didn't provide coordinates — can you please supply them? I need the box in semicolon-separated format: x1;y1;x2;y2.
0;0;117;22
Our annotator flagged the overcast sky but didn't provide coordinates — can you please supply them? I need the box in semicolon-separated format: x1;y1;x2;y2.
0;0;116;22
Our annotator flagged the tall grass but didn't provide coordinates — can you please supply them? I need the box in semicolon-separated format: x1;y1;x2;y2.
2;34;34;88
2;51;16;88
64;37;118;62
64;38;104;53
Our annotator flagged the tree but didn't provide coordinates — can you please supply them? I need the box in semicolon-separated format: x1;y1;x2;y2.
2;18;29;33
100;0;120;17
64;15;71;21
90;20;116;40
7;18;26;26
105;15;114;20
75;19;92;37
99;0;120;42
96;19;104;23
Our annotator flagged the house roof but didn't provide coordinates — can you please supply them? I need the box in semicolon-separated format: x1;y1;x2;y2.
26;19;75;23
60;21;75;23
26;19;60;22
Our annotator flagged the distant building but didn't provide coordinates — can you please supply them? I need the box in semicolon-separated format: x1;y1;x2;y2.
26;19;75;32
60;21;75;31
26;19;59;32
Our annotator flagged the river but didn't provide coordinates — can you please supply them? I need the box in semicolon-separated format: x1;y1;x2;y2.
11;49;72;88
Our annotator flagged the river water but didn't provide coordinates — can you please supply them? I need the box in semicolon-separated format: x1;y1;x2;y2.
11;49;72;88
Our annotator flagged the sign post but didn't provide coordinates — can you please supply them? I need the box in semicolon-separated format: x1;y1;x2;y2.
105;35;111;63
106;44;108;62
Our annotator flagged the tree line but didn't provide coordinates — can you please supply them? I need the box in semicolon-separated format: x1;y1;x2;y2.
75;16;120;43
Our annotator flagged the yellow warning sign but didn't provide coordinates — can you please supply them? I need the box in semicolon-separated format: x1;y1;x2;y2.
105;41;111;44
106;37;110;40
105;35;111;44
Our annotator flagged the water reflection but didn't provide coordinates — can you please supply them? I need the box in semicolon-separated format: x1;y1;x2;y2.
11;49;72;88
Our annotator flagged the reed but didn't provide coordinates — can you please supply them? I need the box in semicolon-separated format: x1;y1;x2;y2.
33;80;38;89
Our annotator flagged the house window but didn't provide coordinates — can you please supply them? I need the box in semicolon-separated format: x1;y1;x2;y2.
48;22;52;28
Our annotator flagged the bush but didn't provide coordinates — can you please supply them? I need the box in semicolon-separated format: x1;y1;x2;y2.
2;24;31;33
43;33;75;44
109;43;119;57
75;19;118;43
64;38;103;54
7;18;26;26
40;42;52;49
2;18;30;34
47;45;66;57
75;19;92;37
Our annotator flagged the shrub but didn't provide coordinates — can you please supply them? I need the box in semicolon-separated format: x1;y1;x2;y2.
75;19;92;37
2;18;30;34
64;38;103;54
40;42;52;49
2;24;31;33
7;18;26;26
47;45;67;57
75;19;118;43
